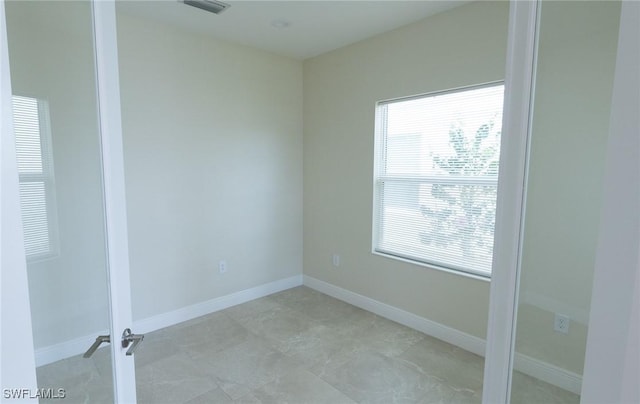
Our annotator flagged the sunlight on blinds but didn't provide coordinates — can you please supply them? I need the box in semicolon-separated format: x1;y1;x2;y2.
13;95;56;258
374;84;504;277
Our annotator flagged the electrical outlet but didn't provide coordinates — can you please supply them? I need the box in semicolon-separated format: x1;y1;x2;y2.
332;254;340;267
218;260;227;274
554;313;570;334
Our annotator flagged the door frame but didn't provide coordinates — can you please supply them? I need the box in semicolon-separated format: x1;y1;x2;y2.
1;0;38;399
4;0;635;403
481;1;539;403
93;1;137;402
0;1;137;402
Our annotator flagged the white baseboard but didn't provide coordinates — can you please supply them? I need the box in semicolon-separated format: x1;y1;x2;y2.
302;275;487;355
35;273;581;395
513;351;583;395
35;330;109;367
134;274;302;334
35;275;303;367
303;275;582;395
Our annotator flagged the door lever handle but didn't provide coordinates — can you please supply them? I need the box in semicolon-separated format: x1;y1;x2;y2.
121;328;144;356
83;335;110;358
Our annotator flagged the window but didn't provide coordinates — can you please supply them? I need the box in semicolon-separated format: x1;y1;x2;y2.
13;95;58;260
373;83;504;277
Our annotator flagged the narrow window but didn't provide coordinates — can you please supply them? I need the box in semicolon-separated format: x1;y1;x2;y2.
13;95;58;260
373;83;504;277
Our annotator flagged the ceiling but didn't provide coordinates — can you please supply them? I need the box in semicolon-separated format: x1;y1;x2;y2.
116;0;467;60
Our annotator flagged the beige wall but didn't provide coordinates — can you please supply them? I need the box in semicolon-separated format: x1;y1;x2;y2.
303;0;621;379
303;1;510;339
115;11;304;322
6;1;111;349
6;2;304;351
515;0;621;375
9;0;620;382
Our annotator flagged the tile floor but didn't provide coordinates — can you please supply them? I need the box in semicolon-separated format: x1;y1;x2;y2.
36;286;579;403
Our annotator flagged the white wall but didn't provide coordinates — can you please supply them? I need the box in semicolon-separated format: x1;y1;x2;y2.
115;11;303;322
582;1;640;401
303;1;509;340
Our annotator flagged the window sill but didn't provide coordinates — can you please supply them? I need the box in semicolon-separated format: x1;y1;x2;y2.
371;250;492;282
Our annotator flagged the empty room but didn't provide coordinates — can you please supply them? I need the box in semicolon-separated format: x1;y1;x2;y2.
1;1;638;403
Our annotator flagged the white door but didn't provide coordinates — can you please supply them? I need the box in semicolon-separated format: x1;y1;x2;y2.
1;1;137;402
483;0;636;403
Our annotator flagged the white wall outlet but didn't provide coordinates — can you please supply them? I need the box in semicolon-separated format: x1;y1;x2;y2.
218;260;227;274
554;313;570;334
332;254;340;267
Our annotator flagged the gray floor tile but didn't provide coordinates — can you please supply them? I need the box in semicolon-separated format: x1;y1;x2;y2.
448;389;482;404
269;287;377;330
183;387;234;404
252;369;357;404
132;328;181;369
36;354;101;387
163;311;249;357
136;352;218;404
321;350;457;404
34;286;579;404
37;353;113;404
196;334;301;400
223;296;287;323
399;335;485;392
350;315;426;358
276;323;366;373
510;371;579;404
40;371;113;404
232;304;323;352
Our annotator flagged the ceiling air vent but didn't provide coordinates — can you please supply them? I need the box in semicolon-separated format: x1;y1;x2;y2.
181;0;230;15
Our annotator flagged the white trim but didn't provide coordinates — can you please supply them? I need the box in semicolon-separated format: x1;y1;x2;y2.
1;1;39;398
35;331;109;368
32;274;581;394
372;250;491;283
303;275;486;355
134;275;303;334
377;80;505;106
513;353;582;395
377;175;498;186
482;1;540;403
304;275;581;395
92;1;136;401
34;275;303;366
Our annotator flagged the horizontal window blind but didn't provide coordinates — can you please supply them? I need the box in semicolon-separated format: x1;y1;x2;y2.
19;181;50;256
13;95;56;258
373;84;504;277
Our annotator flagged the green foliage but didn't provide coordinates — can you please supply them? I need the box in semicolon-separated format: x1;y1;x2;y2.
420;120;500;260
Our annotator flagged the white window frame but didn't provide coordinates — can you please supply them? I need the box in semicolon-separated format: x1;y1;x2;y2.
13;95;59;261
372;82;504;279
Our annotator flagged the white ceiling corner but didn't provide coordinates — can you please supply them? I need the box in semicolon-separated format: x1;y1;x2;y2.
116;0;468;60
